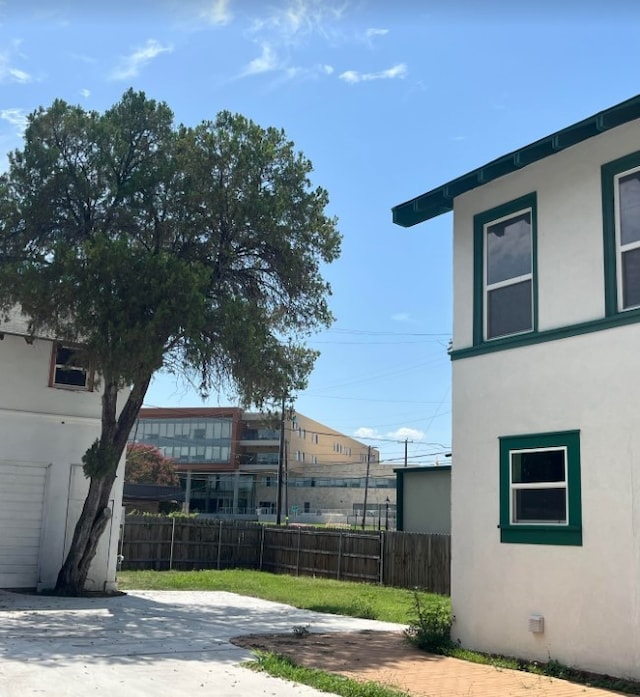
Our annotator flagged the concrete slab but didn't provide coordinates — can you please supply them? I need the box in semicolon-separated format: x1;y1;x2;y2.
0;590;405;696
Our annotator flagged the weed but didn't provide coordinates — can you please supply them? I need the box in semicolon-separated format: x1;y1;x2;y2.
404;590;452;652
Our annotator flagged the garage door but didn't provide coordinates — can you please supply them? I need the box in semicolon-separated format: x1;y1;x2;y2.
0;462;49;588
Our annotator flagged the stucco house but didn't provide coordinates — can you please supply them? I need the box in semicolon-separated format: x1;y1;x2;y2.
0;311;125;591
393;94;640;679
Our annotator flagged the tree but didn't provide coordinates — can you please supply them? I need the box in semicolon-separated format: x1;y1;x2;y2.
0;89;340;595
125;444;179;486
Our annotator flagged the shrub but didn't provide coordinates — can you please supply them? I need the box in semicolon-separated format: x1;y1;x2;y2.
404;591;452;652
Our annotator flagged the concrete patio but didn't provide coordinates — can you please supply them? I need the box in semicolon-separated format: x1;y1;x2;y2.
0;589;404;697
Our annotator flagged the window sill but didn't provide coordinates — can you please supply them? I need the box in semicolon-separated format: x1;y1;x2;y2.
500;524;582;546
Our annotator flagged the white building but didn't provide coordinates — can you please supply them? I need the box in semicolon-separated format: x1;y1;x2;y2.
0;312;125;591
393;94;640;679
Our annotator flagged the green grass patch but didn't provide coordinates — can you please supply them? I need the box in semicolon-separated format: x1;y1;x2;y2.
117;569;427;624
248;651;410;697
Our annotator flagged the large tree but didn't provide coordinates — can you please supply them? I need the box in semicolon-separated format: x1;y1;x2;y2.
0;89;340;595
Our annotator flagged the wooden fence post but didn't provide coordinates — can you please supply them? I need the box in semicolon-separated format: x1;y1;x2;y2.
259;524;265;570
169;517;176;570
216;519;223;570
337;531;343;581
296;528;301;576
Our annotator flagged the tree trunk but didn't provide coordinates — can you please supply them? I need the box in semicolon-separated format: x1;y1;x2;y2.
54;374;151;596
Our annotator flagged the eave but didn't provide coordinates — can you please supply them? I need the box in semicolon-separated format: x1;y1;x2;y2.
392;93;640;228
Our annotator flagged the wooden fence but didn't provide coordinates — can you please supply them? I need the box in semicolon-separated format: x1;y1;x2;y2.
121;516;450;595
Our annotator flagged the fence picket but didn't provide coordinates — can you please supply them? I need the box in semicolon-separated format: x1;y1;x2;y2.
121;517;450;594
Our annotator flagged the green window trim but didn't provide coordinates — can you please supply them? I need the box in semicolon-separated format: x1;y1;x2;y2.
602;149;640;316
499;430;582;546
473;193;538;346
450;306;640;360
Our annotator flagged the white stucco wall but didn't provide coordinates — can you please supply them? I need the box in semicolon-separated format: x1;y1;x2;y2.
450;121;640;679
0;334;126;591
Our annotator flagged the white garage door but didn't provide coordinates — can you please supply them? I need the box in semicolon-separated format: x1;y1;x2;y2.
0;462;49;588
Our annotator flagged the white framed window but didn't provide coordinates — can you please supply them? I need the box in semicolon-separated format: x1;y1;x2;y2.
50;343;92;390
614;165;640;310
499;430;582;546
484;208;533;340
509;447;568;525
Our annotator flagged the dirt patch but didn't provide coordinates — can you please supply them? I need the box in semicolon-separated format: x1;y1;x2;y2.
232;630;430;693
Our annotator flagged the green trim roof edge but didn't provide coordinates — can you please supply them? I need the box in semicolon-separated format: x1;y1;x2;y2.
392;93;640;228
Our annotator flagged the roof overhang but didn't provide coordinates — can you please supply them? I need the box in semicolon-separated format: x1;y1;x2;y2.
392;93;640;228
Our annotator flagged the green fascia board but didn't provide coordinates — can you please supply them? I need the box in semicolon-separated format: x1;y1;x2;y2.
393;465;451;474
392;93;640;228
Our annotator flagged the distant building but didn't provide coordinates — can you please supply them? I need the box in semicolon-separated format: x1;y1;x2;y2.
132;407;395;524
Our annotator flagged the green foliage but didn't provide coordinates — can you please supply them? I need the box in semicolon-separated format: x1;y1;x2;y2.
404;591;453;652
0;88;341;404
250;652;410;697
125;443;178;485
82;439;118;478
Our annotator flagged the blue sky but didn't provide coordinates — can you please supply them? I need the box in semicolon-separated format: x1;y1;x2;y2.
3;0;640;464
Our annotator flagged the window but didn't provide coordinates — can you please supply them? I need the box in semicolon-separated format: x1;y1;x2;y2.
603;152;640;313
50;343;92;390
499;430;581;545
474;194;537;343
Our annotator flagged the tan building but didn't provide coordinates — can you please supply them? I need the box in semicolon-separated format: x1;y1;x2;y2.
132;408;395;525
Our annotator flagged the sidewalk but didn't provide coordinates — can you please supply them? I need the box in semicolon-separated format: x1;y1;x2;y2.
234;630;635;697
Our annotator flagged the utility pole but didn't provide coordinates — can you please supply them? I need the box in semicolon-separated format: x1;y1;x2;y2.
404;438;408;467
276;395;285;525
361;445;371;530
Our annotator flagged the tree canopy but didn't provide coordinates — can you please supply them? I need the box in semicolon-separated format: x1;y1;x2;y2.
125;444;179;486
0;89;340;593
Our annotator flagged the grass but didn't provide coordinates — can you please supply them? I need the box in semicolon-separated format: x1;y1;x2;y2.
248;651;410;697
440;646;640;695
117;568;421;623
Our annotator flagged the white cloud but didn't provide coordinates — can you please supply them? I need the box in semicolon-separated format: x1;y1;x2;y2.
321;64;334;75
353;427;380;440
250;0;347;45
201;0;232;26
0;41;33;84
391;312;410;322
0;107;28;134
339;63;407;84
387;427;425;441
242;42;279;76
79;88;91;98
110;39;173;81
365;27;388;39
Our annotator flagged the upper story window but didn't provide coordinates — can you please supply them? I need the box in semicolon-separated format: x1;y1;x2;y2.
473;193;537;344
615;166;640;309
50;343;92;390
603;151;640;316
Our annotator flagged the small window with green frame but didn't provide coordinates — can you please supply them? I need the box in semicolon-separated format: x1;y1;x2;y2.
499;430;582;546
473;193;538;344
